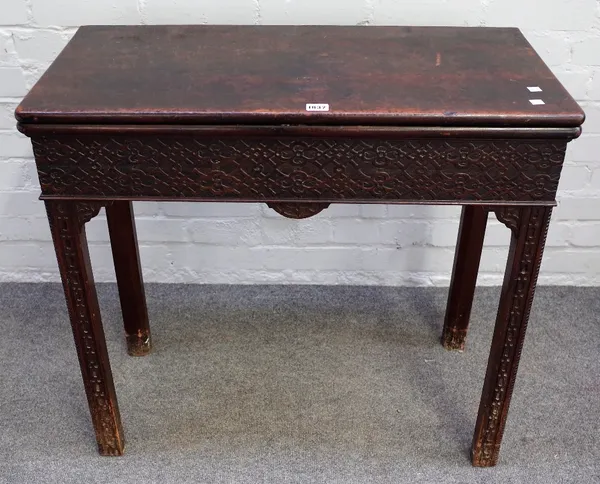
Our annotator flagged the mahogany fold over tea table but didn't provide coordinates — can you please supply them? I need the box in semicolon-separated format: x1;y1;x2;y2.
15;25;584;466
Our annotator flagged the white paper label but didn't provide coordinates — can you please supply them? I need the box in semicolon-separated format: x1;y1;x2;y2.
306;103;330;112
528;86;543;92
529;99;545;105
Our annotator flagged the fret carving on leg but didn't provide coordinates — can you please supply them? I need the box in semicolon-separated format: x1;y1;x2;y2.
471;206;552;466
45;200;125;456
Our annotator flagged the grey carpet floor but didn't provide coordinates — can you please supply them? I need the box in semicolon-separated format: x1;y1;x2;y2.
0;283;598;483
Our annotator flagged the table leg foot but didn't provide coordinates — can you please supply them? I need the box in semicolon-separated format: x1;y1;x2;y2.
126;329;152;357
441;327;467;351
98;440;125;456
46;200;125;457
471;447;496;467
471;206;551;467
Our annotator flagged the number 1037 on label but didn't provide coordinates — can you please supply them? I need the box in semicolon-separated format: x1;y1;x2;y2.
306;103;330;112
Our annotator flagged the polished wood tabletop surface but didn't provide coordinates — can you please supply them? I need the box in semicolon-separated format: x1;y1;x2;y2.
17;25;583;127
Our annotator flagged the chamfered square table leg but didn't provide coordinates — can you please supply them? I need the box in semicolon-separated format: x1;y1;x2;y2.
471;206;552;467
45;200;125;456
442;206;488;351
106;201;152;357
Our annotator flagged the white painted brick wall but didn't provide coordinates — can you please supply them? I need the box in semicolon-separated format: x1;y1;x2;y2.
144;0;258;24
1;0;599;286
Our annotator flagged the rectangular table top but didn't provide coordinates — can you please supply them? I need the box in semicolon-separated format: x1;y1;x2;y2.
16;25;584;129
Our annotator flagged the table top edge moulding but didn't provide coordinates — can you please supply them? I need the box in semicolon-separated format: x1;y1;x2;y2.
15;24;585;467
